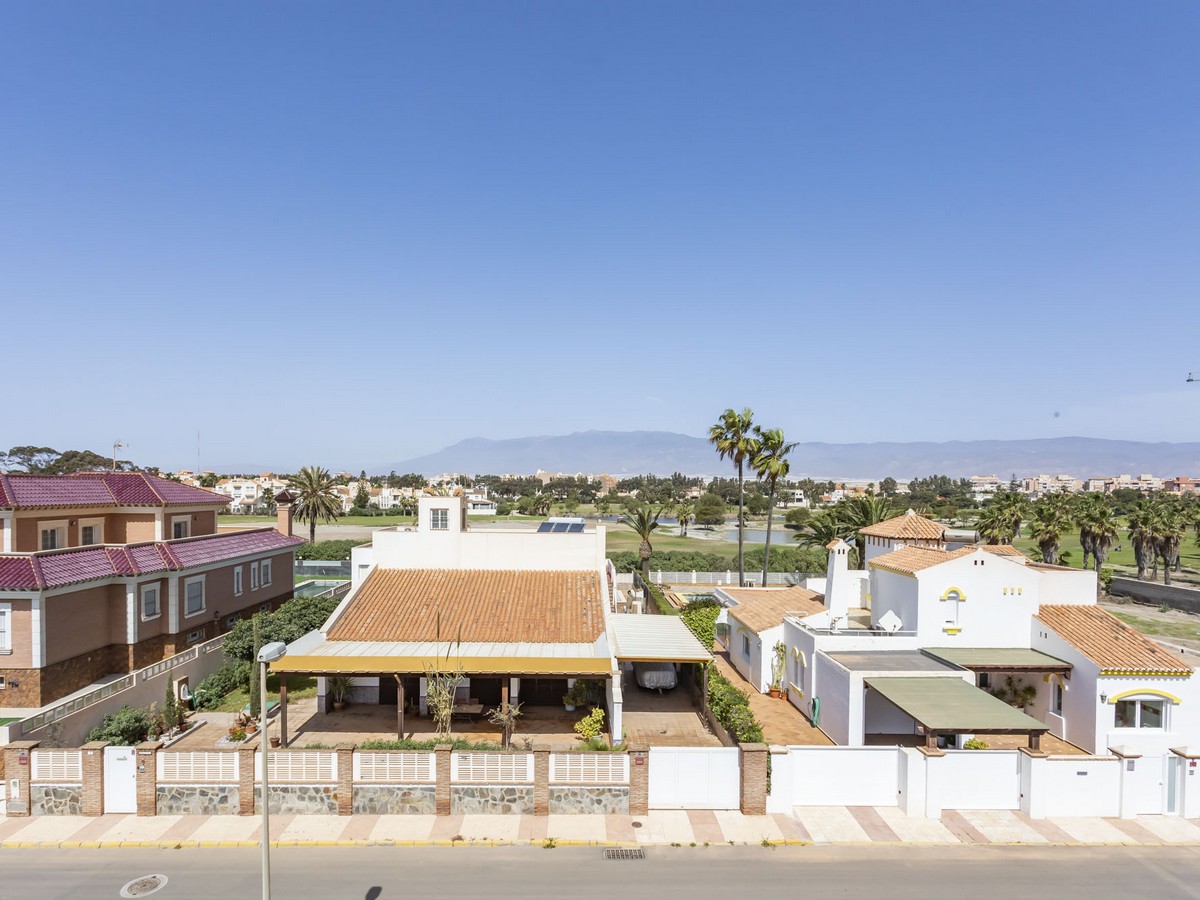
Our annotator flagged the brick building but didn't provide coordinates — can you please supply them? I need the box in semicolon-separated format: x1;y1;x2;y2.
0;472;303;708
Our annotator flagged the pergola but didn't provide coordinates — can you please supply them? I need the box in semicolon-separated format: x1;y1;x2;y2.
922;647;1072;679
865;676;1051;751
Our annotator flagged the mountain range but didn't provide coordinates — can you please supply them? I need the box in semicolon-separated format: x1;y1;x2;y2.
381;431;1200;480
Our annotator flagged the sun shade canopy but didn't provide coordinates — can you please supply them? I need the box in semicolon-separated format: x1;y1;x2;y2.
607;614;712;663
865;676;1050;734
922;648;1072;673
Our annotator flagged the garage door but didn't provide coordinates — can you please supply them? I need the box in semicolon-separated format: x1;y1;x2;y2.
648;747;740;810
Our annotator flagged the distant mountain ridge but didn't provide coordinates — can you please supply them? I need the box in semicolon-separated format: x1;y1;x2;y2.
382;431;1200;480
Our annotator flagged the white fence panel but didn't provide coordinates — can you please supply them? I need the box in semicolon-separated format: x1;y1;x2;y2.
550;753;630;785
931;751;1021;810
648;747;740;809
255;751;336;783
452;753;534;784
353;752;435;783
789;747;899;807
158;752;239;783
1040;757;1121;817
31;750;83;782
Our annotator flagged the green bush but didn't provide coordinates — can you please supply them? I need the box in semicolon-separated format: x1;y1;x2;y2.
706;669;765;744
87;706;152;745
358;738;502;751
192;661;252;710
294;540;361;561
573;708;606;740
963;738;989;750
681;603;721;649
643;581;676;616
222;595;341;661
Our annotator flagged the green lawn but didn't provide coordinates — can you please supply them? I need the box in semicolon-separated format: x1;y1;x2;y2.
0;717;19;726
211;674;318;713
1109;611;1200;644
605;528;739;559
219;515;274;524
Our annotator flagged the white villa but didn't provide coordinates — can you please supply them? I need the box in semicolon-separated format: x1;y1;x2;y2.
710;510;1196;814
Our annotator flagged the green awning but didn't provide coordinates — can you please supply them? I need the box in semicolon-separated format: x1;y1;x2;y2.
865;676;1050;734
923;648;1072;673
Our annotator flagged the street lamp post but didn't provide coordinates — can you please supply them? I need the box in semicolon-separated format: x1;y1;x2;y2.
257;641;288;900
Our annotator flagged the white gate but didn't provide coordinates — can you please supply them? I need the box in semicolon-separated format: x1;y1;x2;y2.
1131;755;1168;815
648;747;740;810
103;746;138;814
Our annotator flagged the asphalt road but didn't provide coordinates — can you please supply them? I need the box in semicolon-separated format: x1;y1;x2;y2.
3;845;1200;900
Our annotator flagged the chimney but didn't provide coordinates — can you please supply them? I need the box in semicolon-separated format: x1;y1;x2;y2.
824;538;853;616
274;489;297;538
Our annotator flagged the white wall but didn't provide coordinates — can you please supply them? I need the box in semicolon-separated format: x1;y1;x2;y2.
868;568;919;633
1036;756;1122;818
1031;617;1100;751
811;654;852;745
787;746;900;806
912;552;1043;647
928;750;1021;810
370;520;605;571
864;687;919;736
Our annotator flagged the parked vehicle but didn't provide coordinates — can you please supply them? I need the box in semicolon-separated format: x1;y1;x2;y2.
634;661;677;691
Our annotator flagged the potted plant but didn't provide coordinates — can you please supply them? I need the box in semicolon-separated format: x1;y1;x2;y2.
328;676;352;711
562;680;591;712
768;641;786;699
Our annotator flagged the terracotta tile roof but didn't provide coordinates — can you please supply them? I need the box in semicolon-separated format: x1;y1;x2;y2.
868;545;957;575
0;528;301;590
0;472;228;509
859;509;945;541
327;568;604;644
1036;605;1193;675
981;544;1027;559
723;585;826;634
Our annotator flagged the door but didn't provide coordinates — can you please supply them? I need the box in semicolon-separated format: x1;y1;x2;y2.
648;747;740;810
103;746;138;814
1131;754;1167;815
379;676;398;705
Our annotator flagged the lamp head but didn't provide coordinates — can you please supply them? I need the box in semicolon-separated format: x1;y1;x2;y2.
257;641;288;664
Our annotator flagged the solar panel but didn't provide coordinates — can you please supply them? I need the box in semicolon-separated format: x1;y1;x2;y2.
536;522;555;533
567;523;585;533
552;522;571;533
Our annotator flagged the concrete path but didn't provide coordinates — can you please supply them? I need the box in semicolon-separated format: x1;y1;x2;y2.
1;808;1198;848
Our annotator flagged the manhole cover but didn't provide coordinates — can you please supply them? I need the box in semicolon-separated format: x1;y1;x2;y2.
120;874;168;898
631;821;643;828
604;848;645;860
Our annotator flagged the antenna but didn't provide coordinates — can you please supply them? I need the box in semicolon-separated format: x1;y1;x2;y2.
1189;373;1198;383
112;440;125;471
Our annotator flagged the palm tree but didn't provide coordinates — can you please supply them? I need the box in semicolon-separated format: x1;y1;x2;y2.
622;504;662;587
1154;497;1186;585
288;465;342;543
1027;494;1073;565
708;408;759;586
1077;493;1119;572
976;492;1027;545
793;510;852;560
836;494;895;567
1127;498;1159;580
533;493;553;516
750;427;797;585
675;501;693;537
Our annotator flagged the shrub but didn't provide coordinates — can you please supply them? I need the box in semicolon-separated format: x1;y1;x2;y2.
223;595;341;661
706;669;765;743
681;603;721;649
294;540;361;561
574;708;606;740
357;738;502;751
963;738;989;750
192;661;252;710
87;705;152;745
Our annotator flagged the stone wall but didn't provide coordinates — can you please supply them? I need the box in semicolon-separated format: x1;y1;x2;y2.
451;786;534;815
352;785;437;815
31;784;82;815
157;785;240;815
548;786;629;814
254;785;339;815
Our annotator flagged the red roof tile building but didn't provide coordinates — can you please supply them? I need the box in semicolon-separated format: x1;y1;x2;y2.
0;473;303;709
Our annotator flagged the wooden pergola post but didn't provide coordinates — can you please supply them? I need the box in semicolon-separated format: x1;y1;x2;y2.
279;675;288;747
925;730;938;750
1028;731;1041;751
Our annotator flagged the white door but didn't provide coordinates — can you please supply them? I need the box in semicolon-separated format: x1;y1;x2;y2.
103;746;138;814
1131;754;1167;815
648;747;740;810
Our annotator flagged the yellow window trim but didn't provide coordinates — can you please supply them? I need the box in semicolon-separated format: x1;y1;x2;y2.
942;626;962;635
1106;688;1182;705
939;586;966;602
791;649;807;667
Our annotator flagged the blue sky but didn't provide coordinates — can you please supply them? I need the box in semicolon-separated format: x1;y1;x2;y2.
3;2;1197;471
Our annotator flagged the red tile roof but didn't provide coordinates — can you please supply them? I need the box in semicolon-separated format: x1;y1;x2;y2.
0;529;302;590
0;472;227;509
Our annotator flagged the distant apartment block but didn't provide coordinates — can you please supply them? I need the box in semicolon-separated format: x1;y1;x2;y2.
1020;474;1082;498
0;472;302;709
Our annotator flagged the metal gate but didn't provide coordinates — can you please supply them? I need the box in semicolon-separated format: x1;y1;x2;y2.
647;747;740;810
103;746;138;814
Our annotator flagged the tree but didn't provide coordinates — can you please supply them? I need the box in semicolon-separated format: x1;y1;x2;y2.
1027;494;1074;565
675;501;693;537
288;465;342;543
622;504;662;586
750;427;797;586
1127;498;1158;580
784;507;811;529
1077;493;1118;572
694;492;727;527
837;494;895;566
976;492;1027;545
879;477;898;496
708;407;759;586
793;510;849;560
353;472;372;510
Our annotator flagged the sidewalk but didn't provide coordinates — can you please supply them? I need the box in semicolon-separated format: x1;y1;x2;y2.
1;808;1198;848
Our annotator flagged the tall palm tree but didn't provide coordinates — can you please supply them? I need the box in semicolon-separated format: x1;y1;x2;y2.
976;492;1027;545
1154;496;1186;585
708;408;759;586
1127;498;1159;580
288;465;342;544
793;510;852;558
751;427;797;584
1077;493;1119;572
675;501;693;538
622;504;662;587
1027;494;1073;565
836;494;895;567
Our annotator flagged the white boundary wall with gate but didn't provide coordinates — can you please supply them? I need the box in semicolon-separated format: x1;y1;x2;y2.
648;747;740;809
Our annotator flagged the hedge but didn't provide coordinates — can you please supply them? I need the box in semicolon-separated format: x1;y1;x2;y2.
680;601;721;649
706;669;764;744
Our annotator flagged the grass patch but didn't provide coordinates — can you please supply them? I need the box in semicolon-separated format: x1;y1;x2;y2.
606;529;739;560
1109;612;1200;643
1008;523;1200;572
218;515;274;524
0;717;19;726
211;674;318;713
